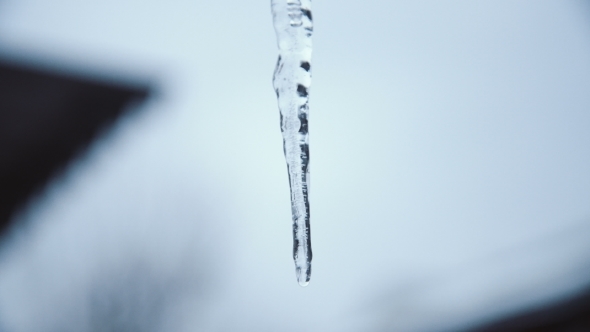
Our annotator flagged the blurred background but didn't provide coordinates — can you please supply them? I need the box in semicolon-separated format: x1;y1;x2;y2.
0;0;589;331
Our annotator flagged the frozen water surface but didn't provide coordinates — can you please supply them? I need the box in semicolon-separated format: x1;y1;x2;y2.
271;0;313;286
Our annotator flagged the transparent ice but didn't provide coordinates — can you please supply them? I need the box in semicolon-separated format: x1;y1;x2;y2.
271;0;313;287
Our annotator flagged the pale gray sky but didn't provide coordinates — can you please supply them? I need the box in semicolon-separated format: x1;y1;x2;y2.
0;1;589;331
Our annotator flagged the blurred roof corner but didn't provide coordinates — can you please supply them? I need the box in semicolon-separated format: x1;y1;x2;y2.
0;53;152;238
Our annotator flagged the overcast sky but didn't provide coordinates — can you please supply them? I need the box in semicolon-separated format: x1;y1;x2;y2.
0;1;590;331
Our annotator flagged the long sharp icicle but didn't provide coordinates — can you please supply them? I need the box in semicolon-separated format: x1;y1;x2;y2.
271;0;313;287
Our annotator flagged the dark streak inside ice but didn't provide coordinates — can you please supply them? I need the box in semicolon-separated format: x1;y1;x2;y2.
300;61;310;71
297;84;308;97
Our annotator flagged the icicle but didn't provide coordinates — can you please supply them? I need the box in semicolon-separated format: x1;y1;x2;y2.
271;0;313;287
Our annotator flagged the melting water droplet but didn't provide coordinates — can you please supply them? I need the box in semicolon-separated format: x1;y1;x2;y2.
271;0;314;287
